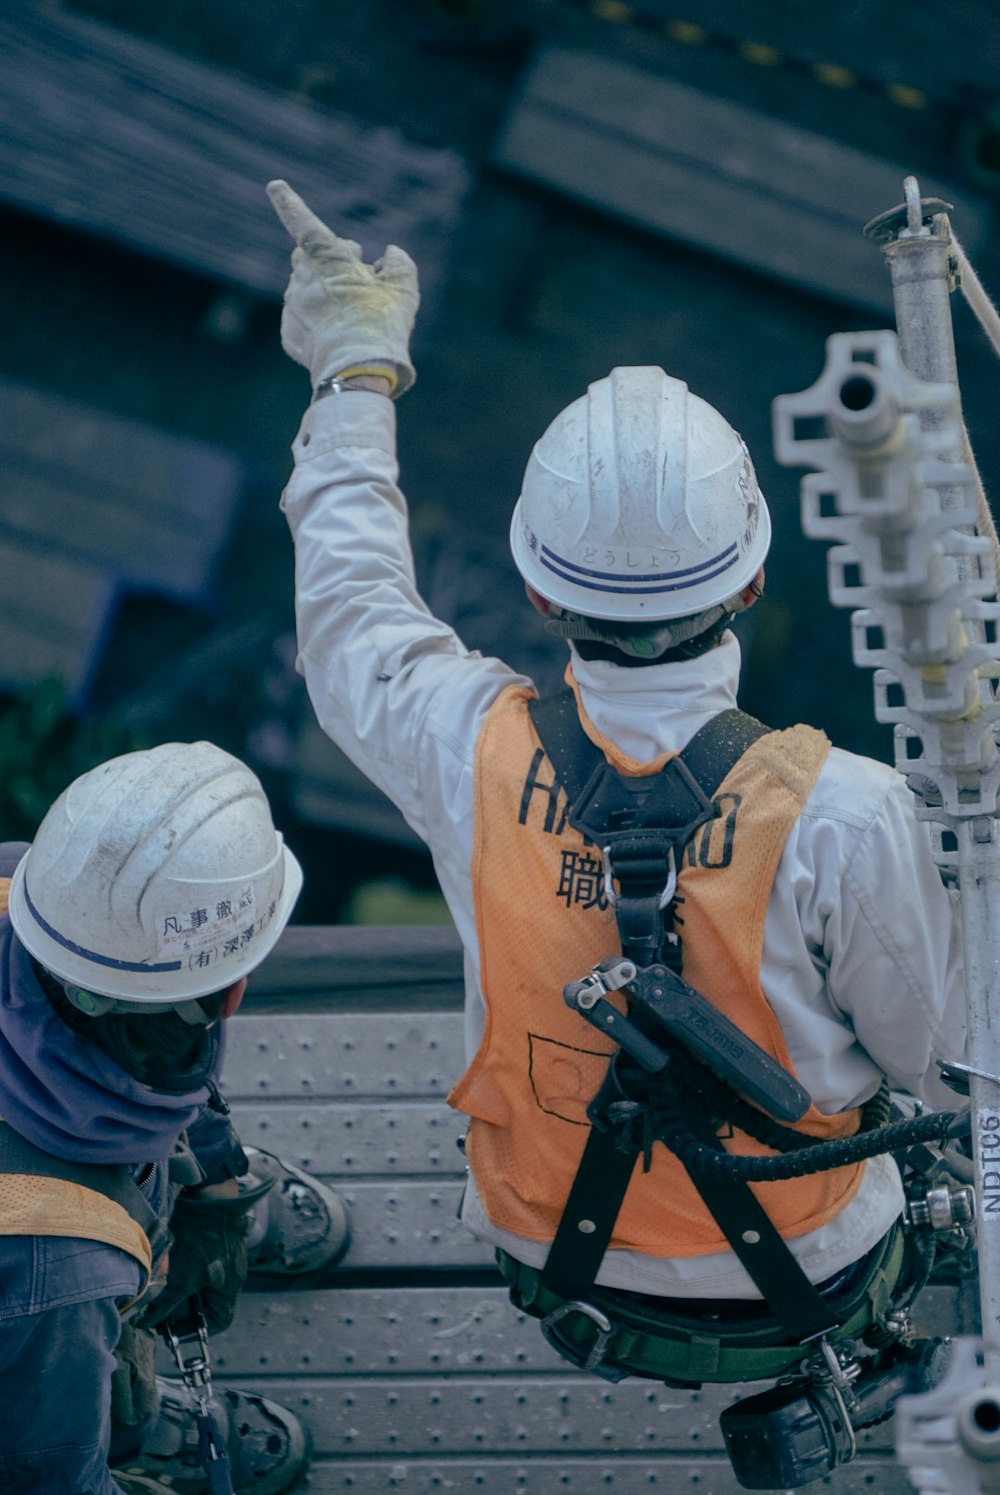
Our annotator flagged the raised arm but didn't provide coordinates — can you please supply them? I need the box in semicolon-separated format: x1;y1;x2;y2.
268;181;528;850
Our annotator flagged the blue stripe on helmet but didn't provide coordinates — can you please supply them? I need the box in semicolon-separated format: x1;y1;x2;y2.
540;543;739;585
23;877;182;974
540;547;741;596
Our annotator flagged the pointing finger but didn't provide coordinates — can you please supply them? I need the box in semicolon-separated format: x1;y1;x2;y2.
376;243;418;286
267;179;336;250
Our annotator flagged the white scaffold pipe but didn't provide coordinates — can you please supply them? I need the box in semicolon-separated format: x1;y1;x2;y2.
864;183;1000;1399
866;177;1000;595
772;177;1000;1488
772;330;1000;838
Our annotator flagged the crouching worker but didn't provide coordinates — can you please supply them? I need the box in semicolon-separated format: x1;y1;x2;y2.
0;742;349;1495
266;178;971;1490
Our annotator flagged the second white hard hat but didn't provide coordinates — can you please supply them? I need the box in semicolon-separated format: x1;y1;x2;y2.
510;366;770;621
8;741;302;1003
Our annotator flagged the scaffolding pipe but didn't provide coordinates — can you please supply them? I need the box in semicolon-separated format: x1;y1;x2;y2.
774;176;1000;1488
871;180;1000;1379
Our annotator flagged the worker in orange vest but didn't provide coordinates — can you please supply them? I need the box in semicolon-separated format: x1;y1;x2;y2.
267;179;965;1486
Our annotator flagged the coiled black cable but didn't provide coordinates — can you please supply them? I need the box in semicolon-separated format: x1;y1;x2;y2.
606;1049;964;1182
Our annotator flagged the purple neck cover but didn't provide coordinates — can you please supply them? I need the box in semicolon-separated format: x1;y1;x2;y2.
0;917;223;1164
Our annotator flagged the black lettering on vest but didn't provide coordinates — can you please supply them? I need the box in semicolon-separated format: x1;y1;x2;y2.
679;792;742;870
519;750;568;835
556;849;609;911
698;793;741;869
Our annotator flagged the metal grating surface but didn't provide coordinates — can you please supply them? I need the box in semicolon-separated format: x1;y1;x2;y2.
297;1456;909;1493
229;1101;467;1178
212;1287;567;1382
206;1373;894;1461
214;1375;732;1453
222;1013;464;1101
308;1182;482;1271
201;939;963;1488
198;1290;906;1487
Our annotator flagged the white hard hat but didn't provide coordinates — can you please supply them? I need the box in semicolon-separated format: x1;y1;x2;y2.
8;742;303;1003
510;367;771;621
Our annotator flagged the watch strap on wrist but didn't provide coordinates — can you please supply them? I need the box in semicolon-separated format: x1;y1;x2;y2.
313;367;397;402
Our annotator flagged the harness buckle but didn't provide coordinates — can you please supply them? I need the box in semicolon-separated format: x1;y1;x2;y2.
565;956;638;1010
540;1298;626;1380
600;843;677;910
570;755;718;849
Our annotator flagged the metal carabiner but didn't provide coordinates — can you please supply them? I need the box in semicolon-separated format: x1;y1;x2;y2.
601;845;619;908
161;1306;234;1494
601;844;678;910
540;1298;620;1377
162;1308;213;1404
658;846;678;909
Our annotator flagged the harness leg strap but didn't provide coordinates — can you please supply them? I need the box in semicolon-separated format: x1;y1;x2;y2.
540;1125;639;1304
680;1107;840;1345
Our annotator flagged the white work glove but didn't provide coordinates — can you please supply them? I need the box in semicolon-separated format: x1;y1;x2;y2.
266;178;420;396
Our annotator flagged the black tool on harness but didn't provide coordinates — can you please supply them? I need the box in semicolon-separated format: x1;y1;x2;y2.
527;694;847;1351
564;956;811;1124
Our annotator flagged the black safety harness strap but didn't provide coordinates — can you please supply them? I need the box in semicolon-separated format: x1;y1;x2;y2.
528;698;769;805
682;1112;839;1342
540;1126;640;1305
528;692;841;1346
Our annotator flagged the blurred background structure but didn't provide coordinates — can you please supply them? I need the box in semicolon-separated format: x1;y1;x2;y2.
0;0;997;922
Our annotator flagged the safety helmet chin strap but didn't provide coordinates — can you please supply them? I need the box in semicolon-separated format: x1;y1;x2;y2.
544;604;733;659
543;581;760;662
59;981;223;1026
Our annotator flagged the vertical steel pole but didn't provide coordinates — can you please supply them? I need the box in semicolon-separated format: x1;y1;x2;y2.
957;817;1000;1373
878;180;961;421
870;177;1000;1372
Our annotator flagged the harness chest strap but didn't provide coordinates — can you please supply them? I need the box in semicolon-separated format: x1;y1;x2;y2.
528;695;843;1345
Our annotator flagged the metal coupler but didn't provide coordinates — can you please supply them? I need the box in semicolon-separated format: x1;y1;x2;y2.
563;957;670;1074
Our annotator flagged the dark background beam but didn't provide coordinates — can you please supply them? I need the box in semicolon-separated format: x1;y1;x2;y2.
0;0;996;921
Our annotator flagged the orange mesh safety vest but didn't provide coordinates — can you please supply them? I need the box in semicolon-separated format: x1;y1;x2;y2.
448;679;865;1258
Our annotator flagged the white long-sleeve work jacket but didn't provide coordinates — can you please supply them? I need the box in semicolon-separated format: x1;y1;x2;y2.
281;391;966;1298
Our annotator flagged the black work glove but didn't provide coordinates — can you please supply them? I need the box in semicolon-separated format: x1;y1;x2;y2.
138;1178;271;1334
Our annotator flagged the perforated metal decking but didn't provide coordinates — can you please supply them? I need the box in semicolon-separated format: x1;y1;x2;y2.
189;925;954;1491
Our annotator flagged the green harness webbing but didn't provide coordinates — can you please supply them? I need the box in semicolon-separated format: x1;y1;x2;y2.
498;1222;908;1385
